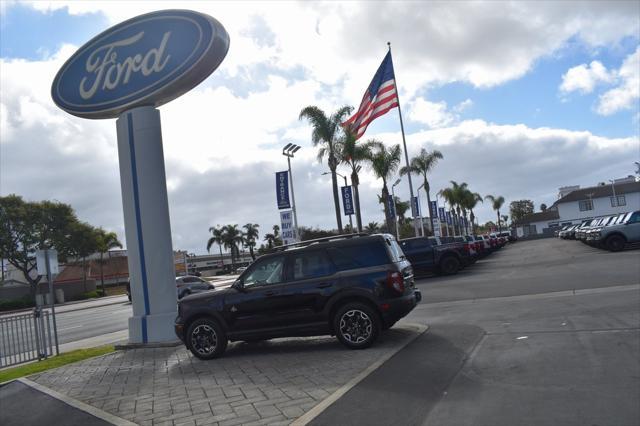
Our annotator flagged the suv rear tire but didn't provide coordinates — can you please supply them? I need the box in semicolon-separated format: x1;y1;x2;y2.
334;302;380;349
606;234;626;252
186;318;227;360
439;256;460;275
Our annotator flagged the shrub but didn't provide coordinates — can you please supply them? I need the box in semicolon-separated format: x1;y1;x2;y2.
0;296;35;312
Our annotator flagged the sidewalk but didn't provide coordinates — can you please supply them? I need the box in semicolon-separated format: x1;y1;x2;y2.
25;324;426;426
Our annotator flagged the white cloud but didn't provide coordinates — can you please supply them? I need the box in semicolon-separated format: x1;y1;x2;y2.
597;47;640;115
560;61;612;94
408;98;455;128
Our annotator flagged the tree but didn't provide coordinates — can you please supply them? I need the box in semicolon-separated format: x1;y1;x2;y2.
365;222;380;234
509;200;534;225
336;131;377;232
263;233;276;249
438;187;457;235
299;226;337;241
501;215;509;227
221;225;244;271
485;195;506;232
400;148;443;233
242;223;260;261
394;197;410;225
461;190;483;235
365;141;402;236
95;229;122;296
0;195;81;298
540;203;548;211
66;222;100;292
206;226;225;269
299;105;353;233
439;181;468;235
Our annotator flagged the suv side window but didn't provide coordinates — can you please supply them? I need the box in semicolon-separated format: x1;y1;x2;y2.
242;256;285;287
327;242;389;270
291;250;336;280
626;211;640;224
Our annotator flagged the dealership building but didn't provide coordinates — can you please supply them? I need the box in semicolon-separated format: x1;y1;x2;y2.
514;176;640;237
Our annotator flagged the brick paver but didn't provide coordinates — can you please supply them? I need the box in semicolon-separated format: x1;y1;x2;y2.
31;326;417;425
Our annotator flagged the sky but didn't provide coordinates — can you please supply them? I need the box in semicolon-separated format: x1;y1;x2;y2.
1;1;639;255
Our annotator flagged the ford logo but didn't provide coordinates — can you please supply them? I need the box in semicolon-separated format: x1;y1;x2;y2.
51;10;229;119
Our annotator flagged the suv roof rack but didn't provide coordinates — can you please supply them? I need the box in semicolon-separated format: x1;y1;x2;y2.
270;233;373;252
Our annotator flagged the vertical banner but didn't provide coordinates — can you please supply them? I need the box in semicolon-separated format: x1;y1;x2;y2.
388;194;396;218
280;210;297;245
275;171;291;209
412;196;420;217
438;207;446;222
429;201;438;218
341;186;355;215
446;211;452;225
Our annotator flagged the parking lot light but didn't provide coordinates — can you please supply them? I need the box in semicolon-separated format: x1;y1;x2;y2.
283;144;301;241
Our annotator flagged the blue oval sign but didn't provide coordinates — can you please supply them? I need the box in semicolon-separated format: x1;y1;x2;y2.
51;10;229;119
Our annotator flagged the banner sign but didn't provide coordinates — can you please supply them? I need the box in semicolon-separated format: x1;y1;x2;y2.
275;171;291;209
429;201;438;218
341;186;355;215
446;211;452;225
438;207;446;222
388;195;396;218
280;210;297;245
51;10;230;119
432;219;441;237
412;196;420;217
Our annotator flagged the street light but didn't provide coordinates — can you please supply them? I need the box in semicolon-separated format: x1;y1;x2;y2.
282;143;301;241
416;183;426;236
322;171;354;232
392;178;402;240
609;179;618;208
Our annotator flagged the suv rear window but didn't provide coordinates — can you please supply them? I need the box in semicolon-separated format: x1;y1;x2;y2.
327;241;391;270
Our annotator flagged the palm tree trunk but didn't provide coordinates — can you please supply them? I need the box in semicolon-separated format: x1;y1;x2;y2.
218;244;224;267
352;171;363;232
470;210;476;235
330;162;343;233
497;210;502;233
249;245;255;261
424;178;434;235
382;184;395;236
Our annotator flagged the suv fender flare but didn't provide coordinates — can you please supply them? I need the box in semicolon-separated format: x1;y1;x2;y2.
183;309;229;338
324;289;381;325
604;231;627;242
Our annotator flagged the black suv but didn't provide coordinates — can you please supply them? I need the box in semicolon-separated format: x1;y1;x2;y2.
175;234;421;360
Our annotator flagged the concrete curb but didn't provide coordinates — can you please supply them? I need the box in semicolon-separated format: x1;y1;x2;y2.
291;322;429;426
114;340;182;350
18;377;137;426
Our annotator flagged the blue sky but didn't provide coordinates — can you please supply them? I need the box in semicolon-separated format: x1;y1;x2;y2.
1;2;638;253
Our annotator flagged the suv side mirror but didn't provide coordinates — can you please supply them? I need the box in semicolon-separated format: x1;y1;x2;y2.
232;280;244;292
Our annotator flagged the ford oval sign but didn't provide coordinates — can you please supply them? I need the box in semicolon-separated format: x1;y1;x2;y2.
51;10;229;119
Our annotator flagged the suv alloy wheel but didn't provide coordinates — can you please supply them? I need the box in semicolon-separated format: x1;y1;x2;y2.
333;302;380;349
606;234;626;252
186;318;228;360
439;256;460;275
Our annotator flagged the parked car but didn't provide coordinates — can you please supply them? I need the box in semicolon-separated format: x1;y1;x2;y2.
592;210;640;251
176;275;215;299
400;236;467;275
586;215;620;245
175;234;421;359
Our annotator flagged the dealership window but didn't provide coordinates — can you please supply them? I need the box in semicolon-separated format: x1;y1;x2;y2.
610;195;626;207
579;199;593;211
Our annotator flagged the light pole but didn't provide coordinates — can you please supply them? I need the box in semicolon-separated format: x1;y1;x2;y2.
392;178;401;240
322;172;353;232
609;179;618;208
282;143;301;241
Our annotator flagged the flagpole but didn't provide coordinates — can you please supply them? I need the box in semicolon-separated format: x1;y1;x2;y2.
388;42;419;237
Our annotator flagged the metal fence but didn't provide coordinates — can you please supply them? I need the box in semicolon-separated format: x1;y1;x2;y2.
0;308;54;368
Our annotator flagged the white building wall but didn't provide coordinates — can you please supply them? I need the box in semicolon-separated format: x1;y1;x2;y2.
556;192;640;222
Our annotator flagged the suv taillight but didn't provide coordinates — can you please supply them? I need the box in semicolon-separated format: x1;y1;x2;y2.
463;243;471;252
386;271;404;293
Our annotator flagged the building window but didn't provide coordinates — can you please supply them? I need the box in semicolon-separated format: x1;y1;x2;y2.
610;195;626;207
579;199;593;211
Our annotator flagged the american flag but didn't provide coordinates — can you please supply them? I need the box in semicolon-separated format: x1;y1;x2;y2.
342;51;399;140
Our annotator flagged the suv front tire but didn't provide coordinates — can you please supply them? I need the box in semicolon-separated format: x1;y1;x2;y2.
333;302;380;349
186;318;228;360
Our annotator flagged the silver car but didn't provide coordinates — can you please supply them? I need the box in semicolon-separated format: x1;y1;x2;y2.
176;275;214;299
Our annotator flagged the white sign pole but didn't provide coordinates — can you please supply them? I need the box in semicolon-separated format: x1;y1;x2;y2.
116;106;177;344
43;249;60;355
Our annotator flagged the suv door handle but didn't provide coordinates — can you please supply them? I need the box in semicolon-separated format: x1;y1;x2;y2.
264;290;277;296
317;283;332;289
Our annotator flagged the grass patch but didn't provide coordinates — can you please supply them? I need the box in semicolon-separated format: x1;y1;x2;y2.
0;345;115;383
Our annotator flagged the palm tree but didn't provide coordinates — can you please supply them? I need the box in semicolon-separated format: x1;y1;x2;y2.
336;130;376;232
242;223;260;261
299;105;353;233
461;190;483;235
365;140;402;236
438;187;457;236
485;195;506;232
501;215;509;228
394;197;410;225
439;181;468;235
222;225;243;271
263;233;276;249
365;222;380;234
95;229;122;296
400;148;443;233
206;226;225;269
